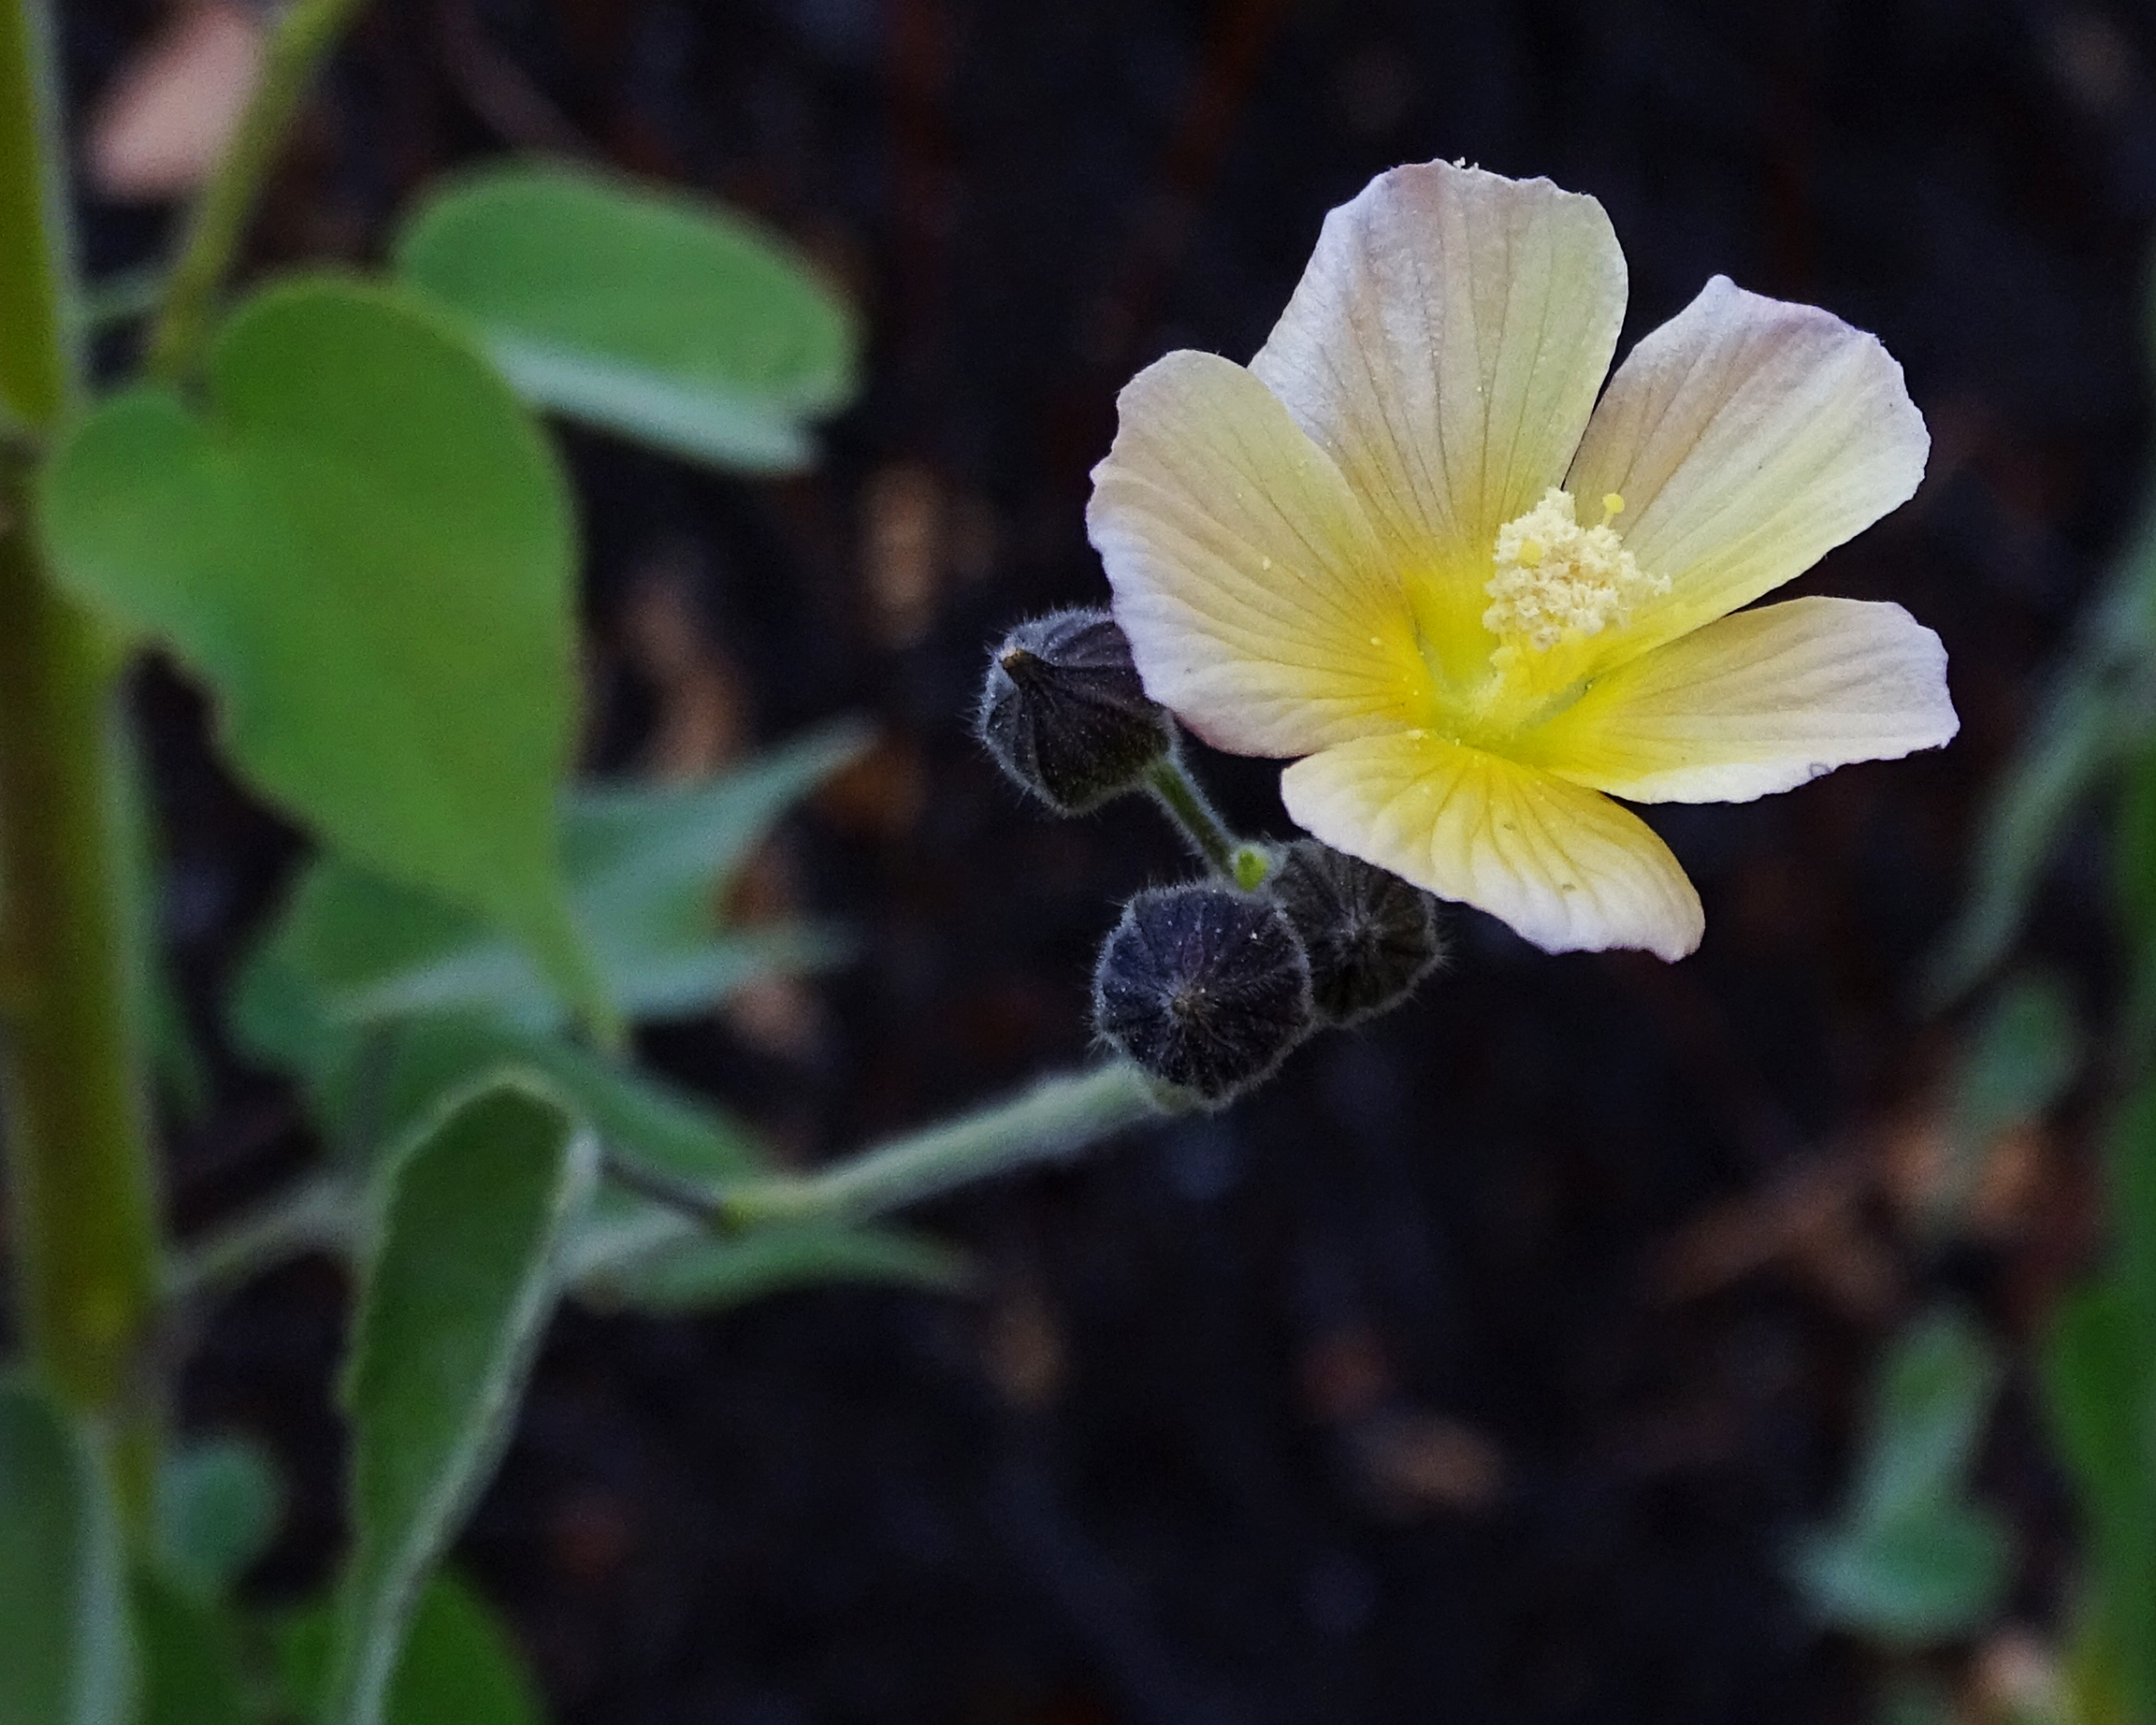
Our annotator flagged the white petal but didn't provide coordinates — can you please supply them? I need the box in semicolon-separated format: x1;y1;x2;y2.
1520;597;1957;802
1567;276;1928;663
1250;162;1626;682
1087;349;1427;758
1281;732;1703;960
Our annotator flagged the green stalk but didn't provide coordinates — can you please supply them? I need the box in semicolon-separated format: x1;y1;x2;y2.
1145;755;1239;876
143;0;369;384
720;1062;1173;1228
0;0;162;1469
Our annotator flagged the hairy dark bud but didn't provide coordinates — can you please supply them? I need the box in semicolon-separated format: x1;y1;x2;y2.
1093;884;1313;1106
1265;841;1443;1025
977;609;1174;814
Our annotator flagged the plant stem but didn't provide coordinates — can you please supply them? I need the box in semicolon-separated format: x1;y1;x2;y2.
1145;755;1239;876
142;0;369;383
165;1174;354;1305
0;1;163;1467
719;1062;1173;1229
600;1148;731;1233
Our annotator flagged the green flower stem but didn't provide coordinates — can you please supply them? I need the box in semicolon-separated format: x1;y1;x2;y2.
716;1062;1174;1230
0;1;162;1515
1145;755;1239;876
143;0;369;383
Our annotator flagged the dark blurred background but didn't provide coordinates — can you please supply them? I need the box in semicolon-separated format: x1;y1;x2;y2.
53;0;2156;1718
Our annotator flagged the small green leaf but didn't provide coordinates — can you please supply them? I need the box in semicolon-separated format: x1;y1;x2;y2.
134;1571;248;1725
229;721;871;1069
1850;1306;2004;1530
275;1572;541;1725
1789;1505;2013;1645
0;1379;132;1725
1788;1308;2011;1650
155;1434;283;1602
326;1078;596;1725
396;161;858;472
37;274;601;1026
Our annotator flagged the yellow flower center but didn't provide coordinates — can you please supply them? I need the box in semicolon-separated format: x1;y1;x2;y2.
1483;488;1668;657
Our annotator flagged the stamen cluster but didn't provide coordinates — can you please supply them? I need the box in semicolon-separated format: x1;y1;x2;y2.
1483;487;1669;653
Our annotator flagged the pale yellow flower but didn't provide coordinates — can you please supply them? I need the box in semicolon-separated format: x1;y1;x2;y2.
1088;160;1954;960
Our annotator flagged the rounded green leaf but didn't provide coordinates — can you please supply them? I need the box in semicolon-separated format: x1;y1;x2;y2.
0;1380;132;1725
37;274;602;1023
395;161;858;472
155;1435;283;1602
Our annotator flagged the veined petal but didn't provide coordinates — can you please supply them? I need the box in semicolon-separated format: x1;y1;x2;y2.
1250;162;1626;684
1566;276;1928;665
1519;596;1957;803
1089;349;1426;758
1281;732;1703;960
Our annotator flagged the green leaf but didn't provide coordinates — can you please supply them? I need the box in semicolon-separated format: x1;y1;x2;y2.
355;1014;766;1183
1850;1306;2004;1529
229;721;871;1072
396;161;858;473
2042;1283;2144;1574
37;274;601;1026
155;1434;283;1602
1923;973;2082;1235
0;1378;132;1725
1789;1504;2013;1645
1923;508;2156;1008
2042;1281;2156;1720
1950;974;2081;1156
275;1572;541;1725
134;1571;248;1725
1787;1308;2011;1650
326;1078;596;1725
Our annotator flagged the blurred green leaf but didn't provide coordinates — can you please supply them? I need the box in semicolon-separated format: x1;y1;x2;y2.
0;1378;132;1725
2044;1279;2156;1721
1790;1504;2013;1646
1951;975;2081;1158
1924;512;2156;1008
277;1571;542;1725
133;1571;247;1725
396;161;858;472
1929;973;2082;1234
1851;1306;2004;1529
326;1078;595;1725
356;1014;764;1182
230;720;871;1076
37;274;602;1029
1789;1307;2011;1649
2042;1284;2144;1591
2117;741;2156;945
155;1434;283;1602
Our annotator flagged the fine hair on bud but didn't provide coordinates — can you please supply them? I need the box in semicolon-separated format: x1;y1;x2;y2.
977;608;1174;815
1266;841;1444;1026
1092;883;1313;1106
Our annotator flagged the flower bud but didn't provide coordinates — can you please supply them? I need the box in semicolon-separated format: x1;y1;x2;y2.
1265;841;1443;1025
977;609;1174;814
1093;883;1313;1106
